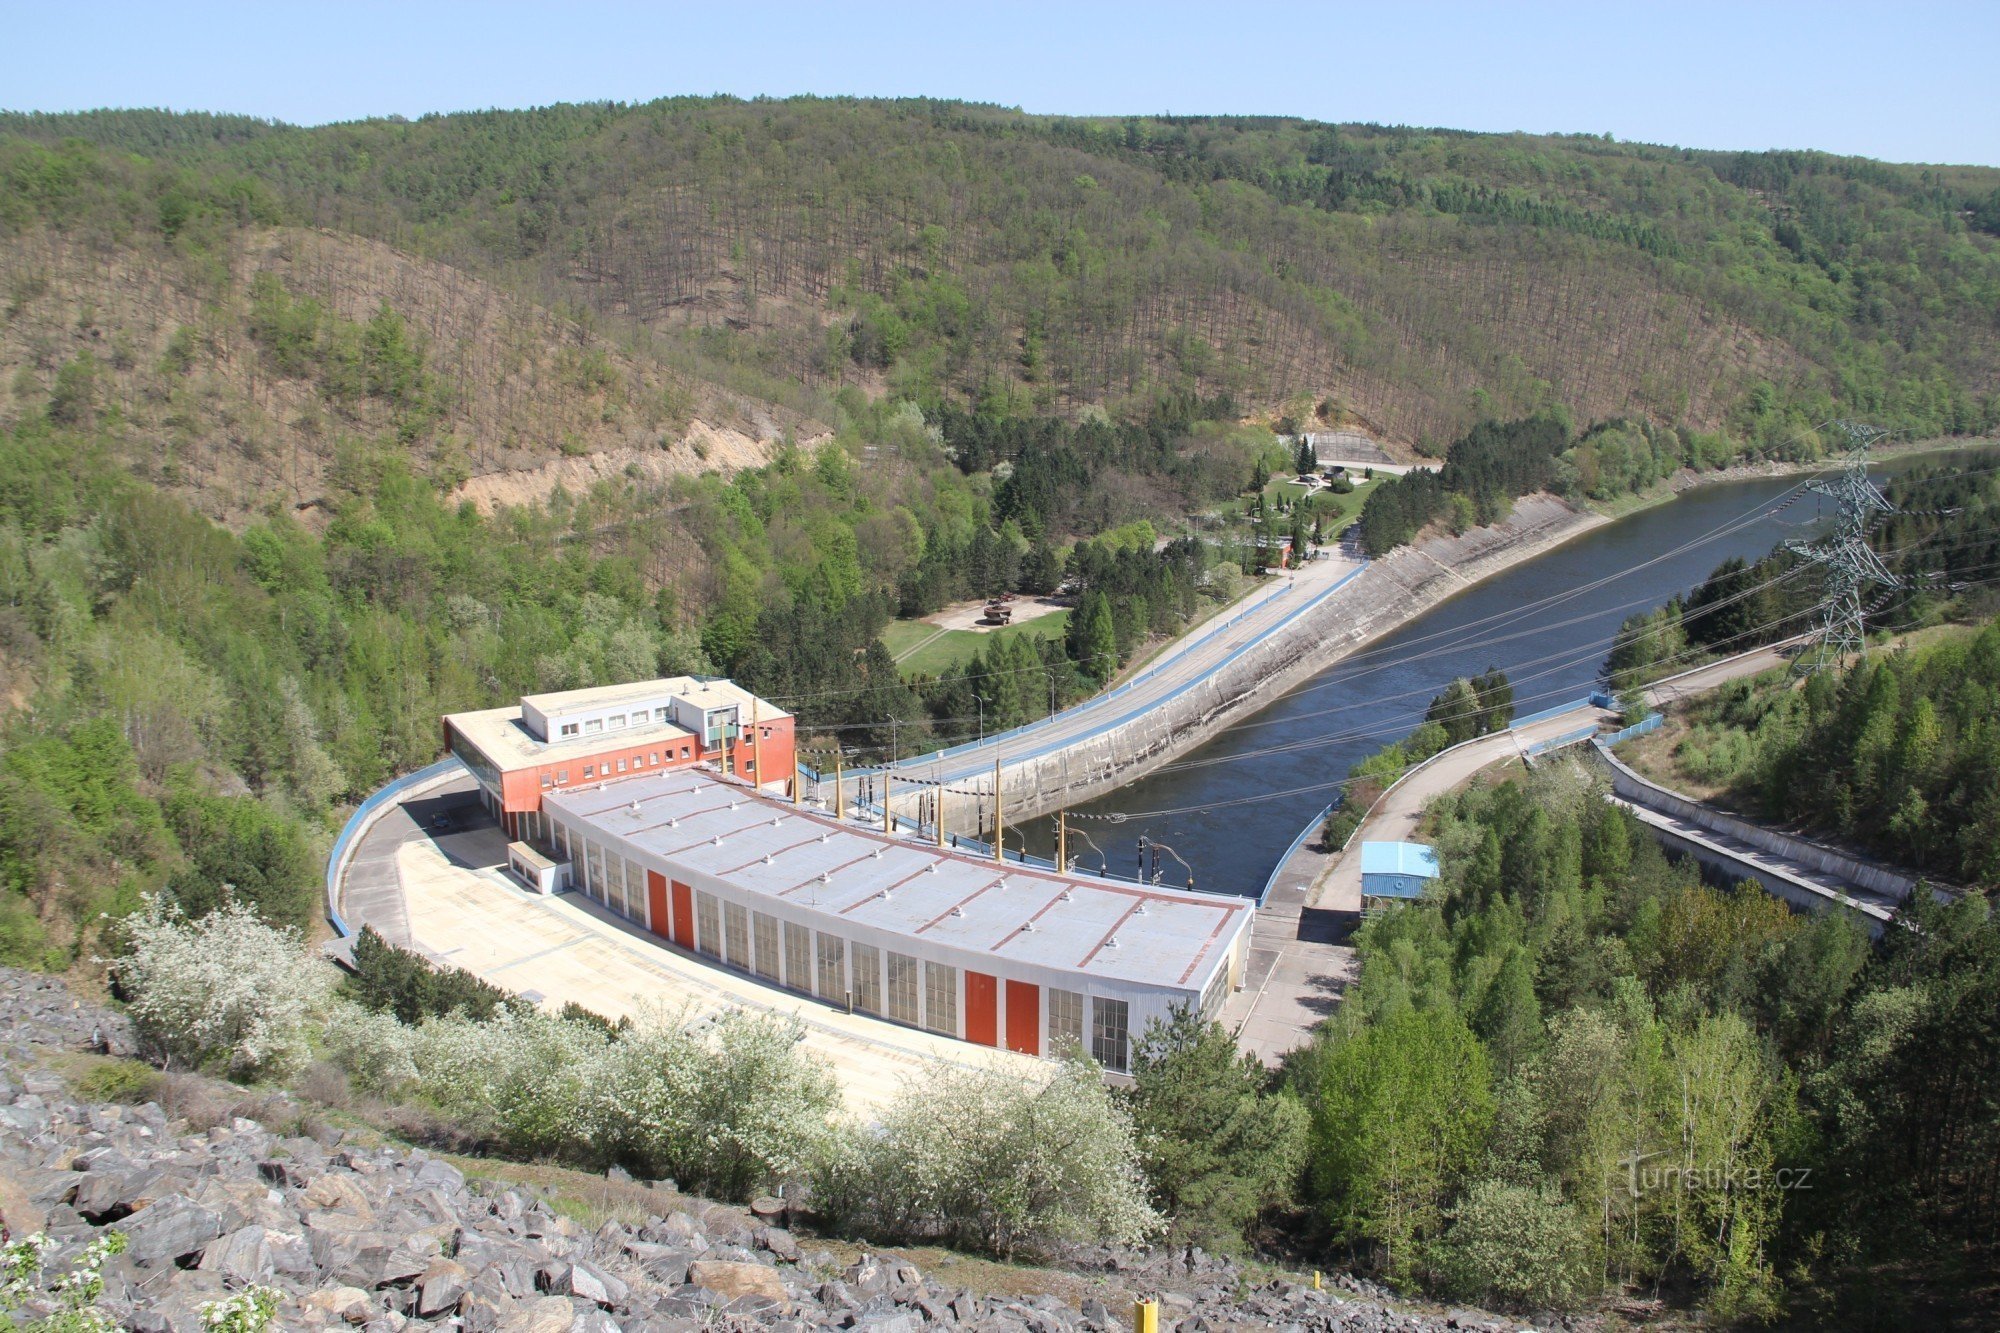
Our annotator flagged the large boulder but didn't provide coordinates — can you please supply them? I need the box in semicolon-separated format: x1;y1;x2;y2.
115;1195;224;1267
687;1259;787;1305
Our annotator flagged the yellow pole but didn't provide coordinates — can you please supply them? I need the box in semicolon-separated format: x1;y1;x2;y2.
884;773;893;835
834;754;844;820
993;758;1004;864
935;782;945;848
1131;1298;1158;1333
1312;1271;1322;1291
1057;810;1068;872
791;750;800;806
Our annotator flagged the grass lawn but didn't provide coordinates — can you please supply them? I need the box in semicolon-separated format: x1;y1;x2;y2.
887;612;1070;678
1215;475;1373;535
880;620;942;661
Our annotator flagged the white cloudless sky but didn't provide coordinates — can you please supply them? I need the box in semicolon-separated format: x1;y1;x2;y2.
5;1;1998;166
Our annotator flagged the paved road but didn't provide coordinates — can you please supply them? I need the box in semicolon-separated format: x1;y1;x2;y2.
338;775;485;947
1225;640;1802;1063
1611;798;1901;929
1218;832;1352;1066
861;549;1366;798
333;775;1038;1110
1315;706;1621;913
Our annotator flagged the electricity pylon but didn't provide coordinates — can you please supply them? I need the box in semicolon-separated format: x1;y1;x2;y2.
1785;422;1898;674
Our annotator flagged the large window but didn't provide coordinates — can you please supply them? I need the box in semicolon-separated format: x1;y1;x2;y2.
924;962;958;1036
695;891;720;959
815;933;847;1004
1049;988;1085;1054
752;913;781;981
604;852;627;915
784;922;813;993
886;953;920;1025
1091;997;1130;1073
850;943;881;1015
724;901;750;969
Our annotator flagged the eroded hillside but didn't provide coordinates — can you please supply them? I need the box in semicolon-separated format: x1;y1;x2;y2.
0;223;809;523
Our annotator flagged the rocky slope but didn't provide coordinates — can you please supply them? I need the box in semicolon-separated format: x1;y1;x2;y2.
0;969;1537;1333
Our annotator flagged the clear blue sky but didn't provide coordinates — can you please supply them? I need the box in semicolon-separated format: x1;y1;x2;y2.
7;1;1998;167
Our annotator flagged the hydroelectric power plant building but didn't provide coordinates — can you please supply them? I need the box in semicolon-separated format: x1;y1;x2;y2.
442;678;1254;1071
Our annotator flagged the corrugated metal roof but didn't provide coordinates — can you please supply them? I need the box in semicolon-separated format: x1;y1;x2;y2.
1359;841;1440;879
543;768;1252;993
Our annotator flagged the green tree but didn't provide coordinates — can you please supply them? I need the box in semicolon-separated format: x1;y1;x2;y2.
1308;1005;1494;1279
1068;590;1118;680
1127;1004;1308;1250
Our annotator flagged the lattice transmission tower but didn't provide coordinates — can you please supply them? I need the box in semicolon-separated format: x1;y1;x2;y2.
1784;422;1899;674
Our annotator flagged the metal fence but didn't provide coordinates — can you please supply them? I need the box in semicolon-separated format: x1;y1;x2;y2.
1523;724;1600;758
1601;712;1665;747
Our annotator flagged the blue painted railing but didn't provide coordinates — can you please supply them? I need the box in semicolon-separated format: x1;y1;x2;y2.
324;757;465;937
1511;691;1620;732
1524;724;1600;758
1602;712;1665;747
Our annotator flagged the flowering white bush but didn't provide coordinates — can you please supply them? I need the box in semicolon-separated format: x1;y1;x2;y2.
588;1006;839;1199
827;1054;1160;1255
114;896;336;1080
2;1229;127;1333
321;1000;417;1095
412;1006;610;1158
199;1286;280;1333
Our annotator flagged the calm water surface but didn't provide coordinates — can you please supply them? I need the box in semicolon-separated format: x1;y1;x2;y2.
1013;463;1949;894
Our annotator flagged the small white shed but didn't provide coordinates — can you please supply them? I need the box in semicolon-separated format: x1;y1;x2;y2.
506;841;569;895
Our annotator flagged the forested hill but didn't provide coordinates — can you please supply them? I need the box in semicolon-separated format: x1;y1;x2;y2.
5;99;1999;477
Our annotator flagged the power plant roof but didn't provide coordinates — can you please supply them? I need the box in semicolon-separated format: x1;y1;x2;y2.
542;767;1252;994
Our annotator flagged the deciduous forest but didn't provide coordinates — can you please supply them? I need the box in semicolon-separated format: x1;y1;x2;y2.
3;95;2000;1326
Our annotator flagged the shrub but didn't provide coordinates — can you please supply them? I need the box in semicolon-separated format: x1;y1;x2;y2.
412;1006;608;1159
69;1058;164;1106
589;1006;839;1199
347;926;513;1023
822;1055;1160;1256
321;1000;418;1095
1431;1179;1592;1309
113;896;336;1081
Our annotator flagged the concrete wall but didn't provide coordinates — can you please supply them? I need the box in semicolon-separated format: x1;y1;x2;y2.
1592;742;1918;901
929;495;1605;843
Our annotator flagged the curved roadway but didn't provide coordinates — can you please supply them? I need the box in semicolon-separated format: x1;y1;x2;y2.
857;548;1367;799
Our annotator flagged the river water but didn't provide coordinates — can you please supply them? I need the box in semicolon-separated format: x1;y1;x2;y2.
1012;470;1851;894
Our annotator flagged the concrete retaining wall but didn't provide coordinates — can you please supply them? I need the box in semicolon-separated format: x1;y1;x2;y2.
1591;742;1917;901
325;758;467;936
927;495;1605;840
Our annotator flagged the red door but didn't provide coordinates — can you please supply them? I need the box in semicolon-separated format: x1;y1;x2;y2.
671;881;695;950
966;972;998;1047
1005;980;1040;1056
647;871;669;939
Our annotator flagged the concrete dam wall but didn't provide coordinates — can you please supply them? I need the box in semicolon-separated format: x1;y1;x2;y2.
900;495;1607;844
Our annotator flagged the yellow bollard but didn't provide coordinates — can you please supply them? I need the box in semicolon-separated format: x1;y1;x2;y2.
1313;1270;1321;1290
1131;1298;1158;1333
